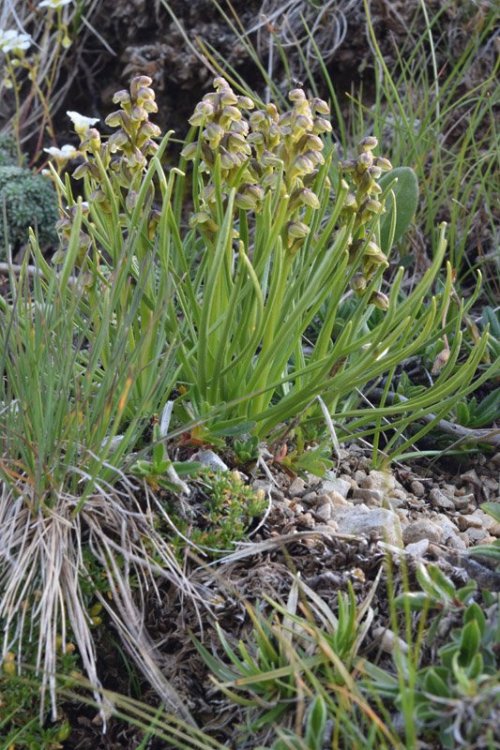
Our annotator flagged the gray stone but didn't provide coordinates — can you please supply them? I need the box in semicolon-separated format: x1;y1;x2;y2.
352;488;383;506
433;514;467;550
410;480;426;497
318;491;351;507
315;502;333;522
361;470;396;493
488;522;500;538
429;488;455;511
296;512;315;528
387;496;407;510
465;527;489;543
470;509;495;529
456;514;484;531
453;494;474;510
289;477;306;497
319;477;351;498
403;520;443;545
353;469;367;485
405;539;430;557
302;491;319;505
191;449;229;472
331;506;402;545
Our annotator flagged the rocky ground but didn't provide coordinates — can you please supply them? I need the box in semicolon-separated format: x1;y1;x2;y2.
63;442;500;749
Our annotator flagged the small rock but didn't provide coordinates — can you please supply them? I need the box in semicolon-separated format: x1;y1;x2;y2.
361;470;396;493
289;477;306;497
460;469;481;487
429;488;455;511
470;509;495;529
405;539;430;557
331;506;402;545
304;473;322;487
481;477;498;492
315;503;333;522
319;477;351;498
489;522;500;537
296;511;316;528
353;469;367;486
302;491;318;505
319;491;351;507
391;488;408;500
373;626;408;654
288;500;304;514
491;453;500;467
465;527;489;543
410;480;426;497
403;520;443;545
384;495;406;509
395;508;409;521
433;514;467;550
352;488;383;506
191;449;229;472
453;494;474;511
456;514;484;531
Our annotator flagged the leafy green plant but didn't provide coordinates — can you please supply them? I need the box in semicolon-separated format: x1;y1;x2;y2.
378;167;419;253
0;640;76;749
166;467;267;553
156;7;498;460
130;407;202;493
364;564;500;749
194;577;397;747
455;390;500;429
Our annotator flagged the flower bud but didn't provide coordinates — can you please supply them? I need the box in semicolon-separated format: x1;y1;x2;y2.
311;97;330;115
112;89;131;106
105;110;124;128
287;220;310;239
298;188;320;209
375;156;393;171
358;136;378;151
369;291;390;310
130;75;153;97
238;95;255;110
181;143;198;160
351;273;367;292
204;122;225;149
313;117;332;134
235;184;264;211
289;88;306;102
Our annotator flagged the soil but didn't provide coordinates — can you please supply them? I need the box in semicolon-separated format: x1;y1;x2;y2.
62;0;498;139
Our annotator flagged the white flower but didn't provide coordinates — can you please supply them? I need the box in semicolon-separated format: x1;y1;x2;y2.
0;29;32;54
66;110;99;135
44;144;78;160
39;0;73;8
